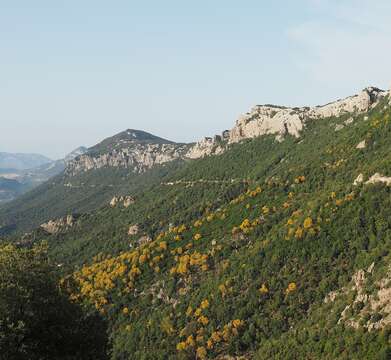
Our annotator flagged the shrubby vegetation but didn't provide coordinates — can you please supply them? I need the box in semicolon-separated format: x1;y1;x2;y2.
0;243;108;359
1;97;391;358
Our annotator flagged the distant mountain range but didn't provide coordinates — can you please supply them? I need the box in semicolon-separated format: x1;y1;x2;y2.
0;152;52;170
0;147;87;203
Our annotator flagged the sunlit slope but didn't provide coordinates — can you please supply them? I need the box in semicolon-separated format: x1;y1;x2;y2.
48;98;391;359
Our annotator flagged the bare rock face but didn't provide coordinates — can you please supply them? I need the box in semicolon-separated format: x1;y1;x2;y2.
356;140;366;149
185;87;389;158
67;143;188;176
186;137;225;159
128;224;139;236
137;235;152;246
365;173;391;186
353;173;364;186
64;87;390;174
336;263;391;331
40;214;75;234
123;196;135;208
110;196;135;208
110;197;119;207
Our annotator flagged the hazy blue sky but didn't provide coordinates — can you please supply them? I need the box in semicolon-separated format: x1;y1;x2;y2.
1;0;390;159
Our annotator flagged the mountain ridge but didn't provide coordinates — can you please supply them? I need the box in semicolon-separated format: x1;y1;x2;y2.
2;84;391;359
0;152;52;170
64;86;390;175
0;147;88;204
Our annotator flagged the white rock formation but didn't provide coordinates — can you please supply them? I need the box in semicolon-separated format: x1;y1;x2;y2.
110;196;119;207
128;224;139;236
40;214;75;234
110;196;135;208
365;173;391;186
65;86;390;173
67;143;188;176
186;137;225;159
356;140;366;149
353;174;364;185
137;235;152;246
185;87;389;158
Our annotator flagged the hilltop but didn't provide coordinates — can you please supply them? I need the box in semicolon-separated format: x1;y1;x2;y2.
1;86;391;359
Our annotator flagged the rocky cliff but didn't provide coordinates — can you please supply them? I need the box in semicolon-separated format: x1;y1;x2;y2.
66;142;189;176
65;87;390;174
187;87;390;158
40;214;76;234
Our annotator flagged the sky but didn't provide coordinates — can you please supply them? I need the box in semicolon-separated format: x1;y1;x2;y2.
1;0;390;159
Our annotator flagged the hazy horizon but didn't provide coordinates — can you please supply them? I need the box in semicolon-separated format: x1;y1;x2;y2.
1;0;390;159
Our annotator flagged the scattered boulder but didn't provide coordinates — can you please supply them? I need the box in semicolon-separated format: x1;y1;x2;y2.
123;196;135;208
353;173;364;185
356;140;366;149
138;235;152;246
110;196;120;207
344;117;354;125
365;173;391;186
110;195;135;208
128;224;139;236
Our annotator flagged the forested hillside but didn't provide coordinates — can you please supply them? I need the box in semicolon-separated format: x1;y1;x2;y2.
1;92;391;359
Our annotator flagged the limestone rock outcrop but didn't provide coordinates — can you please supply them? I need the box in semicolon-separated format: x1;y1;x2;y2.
128;224;139;236
334;263;391;331
186;87;389;158
64;87;390;174
40;214;76;234
67;143;188;176
353;173;364;186
356;140;366;149
110;196;135;208
365;173;391;186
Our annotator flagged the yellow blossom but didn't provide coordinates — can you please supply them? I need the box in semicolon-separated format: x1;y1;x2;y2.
196;347;207;359
200;299;209;309
303;217;313;229
194;233;202;241
259;284;269;294
176;342;186;351
286;282;297;294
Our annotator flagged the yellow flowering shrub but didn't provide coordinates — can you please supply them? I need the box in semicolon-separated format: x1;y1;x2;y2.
303;217;313;229
259;283;269;294
194;233;202;241
286;282;297;294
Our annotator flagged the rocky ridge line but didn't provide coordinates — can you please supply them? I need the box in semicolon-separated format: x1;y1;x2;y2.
66;87;390;175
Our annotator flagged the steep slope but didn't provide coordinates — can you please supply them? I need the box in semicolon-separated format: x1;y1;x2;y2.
67;129;189;176
0;131;187;235
9;89;391;359
0;88;388;237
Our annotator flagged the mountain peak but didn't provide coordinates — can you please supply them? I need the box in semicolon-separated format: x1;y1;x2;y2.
122;129;174;143
88;129;176;156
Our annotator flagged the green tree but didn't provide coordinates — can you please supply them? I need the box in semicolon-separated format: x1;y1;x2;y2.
0;243;109;360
